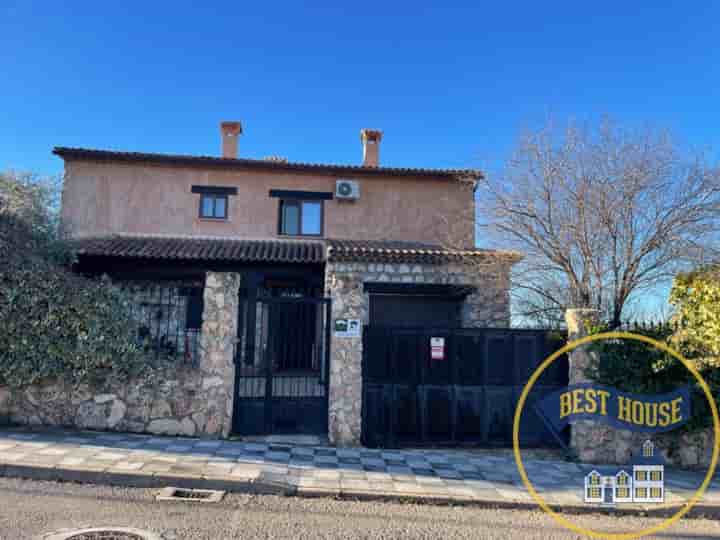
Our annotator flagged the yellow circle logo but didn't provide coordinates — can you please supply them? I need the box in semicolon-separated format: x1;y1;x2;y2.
513;331;720;540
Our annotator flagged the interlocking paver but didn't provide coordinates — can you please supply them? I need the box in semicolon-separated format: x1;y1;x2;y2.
148;455;177;463
7;433;36;440
0;451;27;462
140;463;172;473
111;461;145;471
243;443;268;452
416;475;445;485
265;451;290;462
166;444;194;453
58;457;86;466
0;427;717;511
230;464;261;478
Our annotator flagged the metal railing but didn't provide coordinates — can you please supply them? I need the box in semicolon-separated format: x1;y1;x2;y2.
121;281;204;366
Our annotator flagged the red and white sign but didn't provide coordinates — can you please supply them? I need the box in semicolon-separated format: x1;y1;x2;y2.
430;337;445;361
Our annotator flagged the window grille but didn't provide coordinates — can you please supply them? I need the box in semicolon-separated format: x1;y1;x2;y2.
617;487;630;498
121;281;204;366
650;487;662;498
635;470;647;481
635;487;647;498
650;470;662;481
587;487;601;498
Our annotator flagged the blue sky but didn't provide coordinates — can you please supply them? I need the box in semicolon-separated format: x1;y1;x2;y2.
2;1;719;178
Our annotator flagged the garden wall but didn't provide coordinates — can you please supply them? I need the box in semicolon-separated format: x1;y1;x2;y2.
0;271;239;438
566;309;716;469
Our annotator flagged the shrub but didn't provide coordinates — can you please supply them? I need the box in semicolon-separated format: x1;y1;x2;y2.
585;322;720;433
670;269;720;363
0;171;146;387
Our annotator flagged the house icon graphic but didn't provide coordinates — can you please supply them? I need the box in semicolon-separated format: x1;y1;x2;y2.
584;440;665;505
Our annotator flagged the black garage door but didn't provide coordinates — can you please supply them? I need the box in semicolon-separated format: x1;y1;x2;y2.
370;295;462;328
361;326;568;448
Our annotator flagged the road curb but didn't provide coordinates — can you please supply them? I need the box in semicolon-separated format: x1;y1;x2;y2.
1;462;718;520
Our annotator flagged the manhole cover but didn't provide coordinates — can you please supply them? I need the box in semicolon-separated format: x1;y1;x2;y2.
67;533;145;540
41;528;164;540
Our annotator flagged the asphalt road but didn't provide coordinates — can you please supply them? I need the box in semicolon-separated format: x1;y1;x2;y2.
1;478;719;540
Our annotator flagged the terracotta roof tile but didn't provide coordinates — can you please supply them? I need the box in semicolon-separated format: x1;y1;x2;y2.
52;147;482;180
73;236;325;264
72;235;520;265
325;239;521;264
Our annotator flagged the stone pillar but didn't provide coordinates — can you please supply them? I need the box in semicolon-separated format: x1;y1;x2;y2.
325;263;365;446
461;260;512;327
565;308;600;384
198;271;240;437
566;308;600;458
565;308;633;463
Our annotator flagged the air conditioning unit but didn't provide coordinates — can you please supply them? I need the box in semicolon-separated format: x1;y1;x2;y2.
335;179;360;200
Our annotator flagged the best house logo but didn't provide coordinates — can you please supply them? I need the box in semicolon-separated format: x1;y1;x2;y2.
535;383;691;434
534;383;691;507
583;440;665;505
514;332;719;539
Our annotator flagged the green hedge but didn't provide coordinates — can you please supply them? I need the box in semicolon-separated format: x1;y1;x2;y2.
586;323;720;433
0;172;147;388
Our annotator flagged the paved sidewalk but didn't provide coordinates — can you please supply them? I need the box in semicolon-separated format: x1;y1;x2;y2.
0;427;718;515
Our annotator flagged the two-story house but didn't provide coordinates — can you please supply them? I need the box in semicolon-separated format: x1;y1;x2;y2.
54;121;519;445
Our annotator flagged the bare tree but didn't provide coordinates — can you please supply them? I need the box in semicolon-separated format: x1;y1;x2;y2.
477;118;720;327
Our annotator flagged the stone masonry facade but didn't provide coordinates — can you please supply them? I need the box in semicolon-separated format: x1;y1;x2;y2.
324;257;513;446
566;309;715;469
0;272;240;438
0;259;512;446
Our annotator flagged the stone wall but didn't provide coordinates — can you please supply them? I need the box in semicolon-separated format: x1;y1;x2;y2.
566;309;716;469
324;257;512;446
0;271;240;438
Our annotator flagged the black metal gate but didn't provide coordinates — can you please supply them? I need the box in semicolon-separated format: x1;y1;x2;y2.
362;327;568;448
232;295;331;435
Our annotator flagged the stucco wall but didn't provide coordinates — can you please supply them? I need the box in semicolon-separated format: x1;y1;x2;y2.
325;258;513;446
60;160;475;246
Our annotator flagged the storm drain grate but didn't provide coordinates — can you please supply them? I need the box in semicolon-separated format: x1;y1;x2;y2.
42;528;164;540
155;487;225;503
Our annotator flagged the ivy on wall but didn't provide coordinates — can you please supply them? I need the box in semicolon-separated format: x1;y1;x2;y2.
0;171;148;387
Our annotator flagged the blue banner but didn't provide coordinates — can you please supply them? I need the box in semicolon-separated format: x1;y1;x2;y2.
534;383;691;434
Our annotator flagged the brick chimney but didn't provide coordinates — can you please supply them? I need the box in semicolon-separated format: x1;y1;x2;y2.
360;129;383;167
220;121;242;159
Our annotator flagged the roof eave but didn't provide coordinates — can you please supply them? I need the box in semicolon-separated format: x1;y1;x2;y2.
52;147;483;181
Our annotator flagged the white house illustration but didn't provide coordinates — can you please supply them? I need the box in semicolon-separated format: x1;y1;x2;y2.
584;440;664;505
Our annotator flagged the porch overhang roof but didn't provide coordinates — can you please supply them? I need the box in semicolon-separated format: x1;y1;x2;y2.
72;235;326;264
71;235;522;266
325;239;523;264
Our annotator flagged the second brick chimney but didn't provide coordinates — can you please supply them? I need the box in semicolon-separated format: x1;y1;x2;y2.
220;121;243;159
360;129;383;167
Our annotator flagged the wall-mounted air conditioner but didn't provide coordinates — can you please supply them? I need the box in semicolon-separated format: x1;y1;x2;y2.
335;179;360;200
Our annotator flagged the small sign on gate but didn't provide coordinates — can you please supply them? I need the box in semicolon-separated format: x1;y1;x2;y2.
334;318;361;338
430;337;445;360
